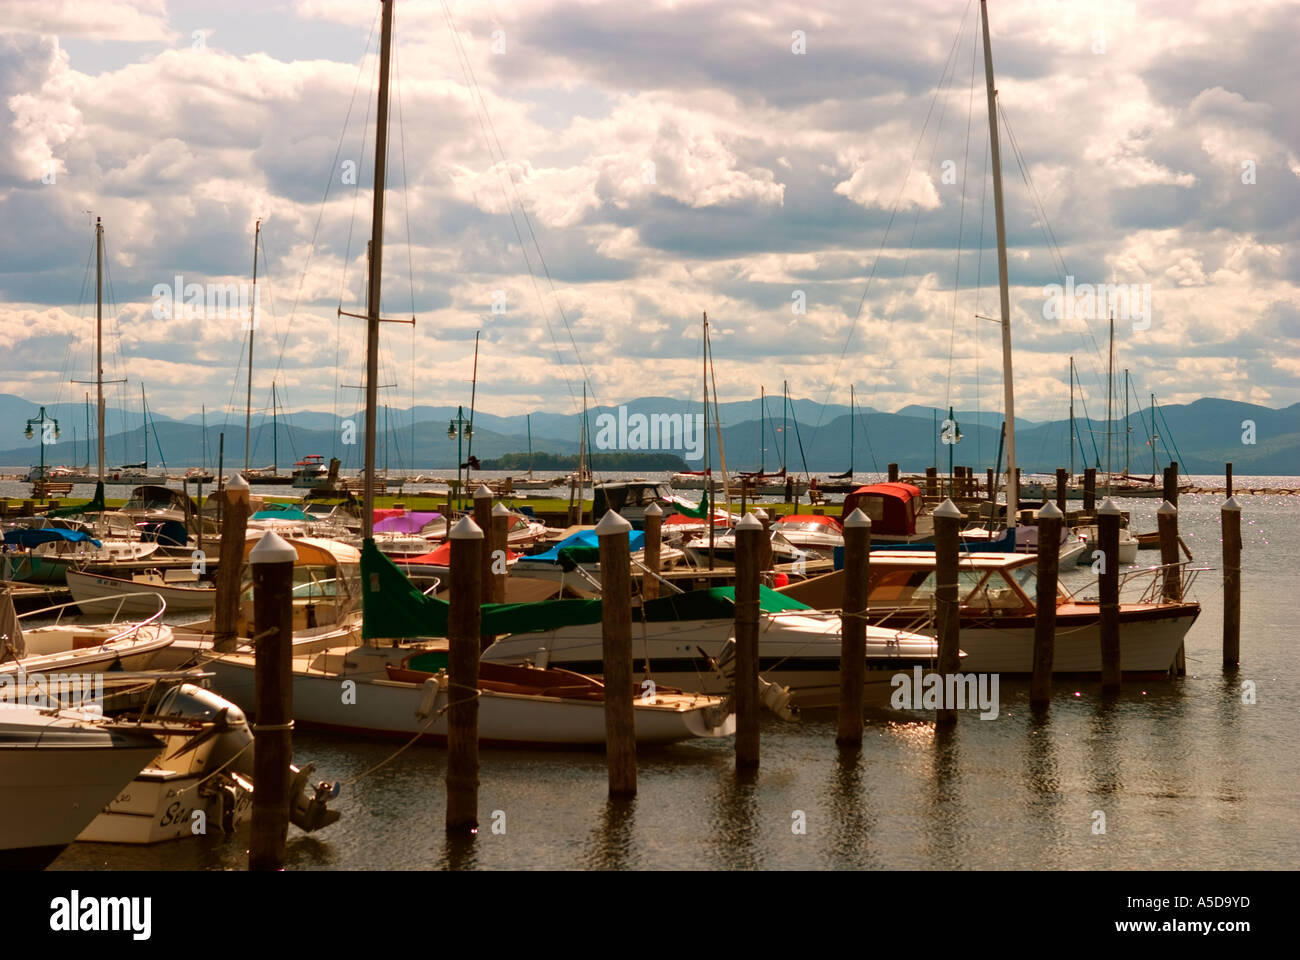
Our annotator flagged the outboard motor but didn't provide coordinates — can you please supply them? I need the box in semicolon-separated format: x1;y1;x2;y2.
155;683;255;777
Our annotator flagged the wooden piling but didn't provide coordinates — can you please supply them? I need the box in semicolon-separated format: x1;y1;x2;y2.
925;467;938;498
888;463;899;483
754;507;772;571
1055;468;1068;513
1083;468;1097;514
933;499;963;726
733;512;763;768
248;531;296;871
836;508;870;747
986;467;994;501
1157;500;1180;602
1031;502;1062;708
213;474;251;652
447;515;482;834
474;485;493;606
642;502;662;600
1097;498;1122;693
1222;496;1241;670
596;510;636;795
490;502;509;604
1225;462;1233;498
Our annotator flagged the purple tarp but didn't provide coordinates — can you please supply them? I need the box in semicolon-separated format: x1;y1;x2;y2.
373;511;441;534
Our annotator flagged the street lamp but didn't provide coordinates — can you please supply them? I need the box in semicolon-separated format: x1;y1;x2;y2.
25;406;60;499
447;405;472;514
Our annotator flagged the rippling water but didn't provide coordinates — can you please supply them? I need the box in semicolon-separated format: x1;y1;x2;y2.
41;482;1300;870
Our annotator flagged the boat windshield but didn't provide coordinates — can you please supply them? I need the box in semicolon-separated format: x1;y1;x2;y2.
778;521;835;535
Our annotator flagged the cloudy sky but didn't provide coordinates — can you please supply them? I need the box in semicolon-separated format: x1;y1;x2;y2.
1;0;1297;433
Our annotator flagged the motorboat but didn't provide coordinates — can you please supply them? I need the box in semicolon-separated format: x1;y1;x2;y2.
772;514;844;555
66;567;216;615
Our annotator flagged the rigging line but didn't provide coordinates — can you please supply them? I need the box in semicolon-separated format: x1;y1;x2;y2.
392;31;419;474
816;0;975;437
945;16;980;413
97;238;131;462
57;233;97;411
855;386;880;473
1154;399;1185;469
440;0;595;417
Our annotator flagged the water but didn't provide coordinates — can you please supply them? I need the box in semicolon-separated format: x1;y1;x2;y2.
41;483;1300;870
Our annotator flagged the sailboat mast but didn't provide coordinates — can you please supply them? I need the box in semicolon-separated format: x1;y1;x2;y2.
704;311;714;569
95;217;105;482
758;385;764;473
1150;392;1158;476
84;393;90;472
244;218;260;474
1069;357;1075;479
849;384;855;475
272;380;279;474
141;382;148;470
980;0;1017;529
1106;313;1114;495
527;414;533;478
782;380;788;474
1124;368;1130;475
361;0;394;539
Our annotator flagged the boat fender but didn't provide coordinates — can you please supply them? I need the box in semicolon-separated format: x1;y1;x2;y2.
416;675;444;719
757;675;798;721
287;763;341;833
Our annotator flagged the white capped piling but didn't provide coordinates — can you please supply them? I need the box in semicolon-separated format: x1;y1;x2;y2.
1097;498;1122;692
734;512;763;768
213;473;251;653
1222;496;1242;670
248;530;296;871
447;515;482;834
1031;501;1063;708
642;501;662;600
490;501;510;605
837;508;871;746
596;510;636;795
933;498;963;726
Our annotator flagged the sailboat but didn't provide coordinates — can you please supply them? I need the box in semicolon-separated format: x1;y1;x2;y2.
242;382;295;485
179;3;733;746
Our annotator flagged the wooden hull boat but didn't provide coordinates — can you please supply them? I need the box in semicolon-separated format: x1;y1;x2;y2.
189;641;734;746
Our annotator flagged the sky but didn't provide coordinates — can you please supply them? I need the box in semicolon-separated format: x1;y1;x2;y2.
1;0;1297;431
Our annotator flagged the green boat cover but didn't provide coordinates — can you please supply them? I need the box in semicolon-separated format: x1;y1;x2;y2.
360;539;811;640
672;488;711;519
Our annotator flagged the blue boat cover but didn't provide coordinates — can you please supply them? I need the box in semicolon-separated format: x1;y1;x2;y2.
524;528;645;564
4;527;102;548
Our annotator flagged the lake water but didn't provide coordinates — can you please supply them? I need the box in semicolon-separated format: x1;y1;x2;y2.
38;480;1300;870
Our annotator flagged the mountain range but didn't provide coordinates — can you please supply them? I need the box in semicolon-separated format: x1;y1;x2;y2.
0;393;1294;475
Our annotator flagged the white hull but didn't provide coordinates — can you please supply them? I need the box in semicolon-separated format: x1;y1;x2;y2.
66;571;215;614
198;649;731;745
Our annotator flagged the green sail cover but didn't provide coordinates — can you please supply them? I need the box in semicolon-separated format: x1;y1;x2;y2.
361;538;602;640
360;540;809;641
46;480;106;518
673;488;711;519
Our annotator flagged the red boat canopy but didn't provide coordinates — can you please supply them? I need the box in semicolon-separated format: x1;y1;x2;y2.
401;541;521;567
841;483;923;535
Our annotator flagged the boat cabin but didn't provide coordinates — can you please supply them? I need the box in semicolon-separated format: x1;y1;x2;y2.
592;481;672;524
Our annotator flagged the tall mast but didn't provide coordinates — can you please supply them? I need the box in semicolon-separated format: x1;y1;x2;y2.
1068;357;1075;479
141;381;148;470
980;0;1017;528
1124;368;1130;475
244;218;261;474
84;393;90;472
757;386;764;474
1150;392;1158;477
703;311;713;569
272;380;278;474
849;384;855;474
782;380;788;474
1105;313;1114;495
527;414;533;478
361;0;394;539
95;218;105;482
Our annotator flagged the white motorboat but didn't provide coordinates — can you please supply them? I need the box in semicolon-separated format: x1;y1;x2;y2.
779;551;1200;675
771;514;844;555
1;591;174;680
1075;524;1140;566
66;567;216;615
0;705;161;868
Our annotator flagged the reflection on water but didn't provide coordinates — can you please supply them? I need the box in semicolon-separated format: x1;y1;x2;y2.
45;494;1300;871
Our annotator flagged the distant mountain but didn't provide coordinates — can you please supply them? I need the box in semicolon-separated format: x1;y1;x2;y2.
0;395;1294;474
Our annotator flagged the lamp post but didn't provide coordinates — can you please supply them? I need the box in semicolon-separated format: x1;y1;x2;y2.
447;405;473;514
25;406;60;499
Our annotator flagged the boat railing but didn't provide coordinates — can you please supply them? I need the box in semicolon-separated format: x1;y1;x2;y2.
16;590;169;646
1061;560;1209;605
630;557;686;595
